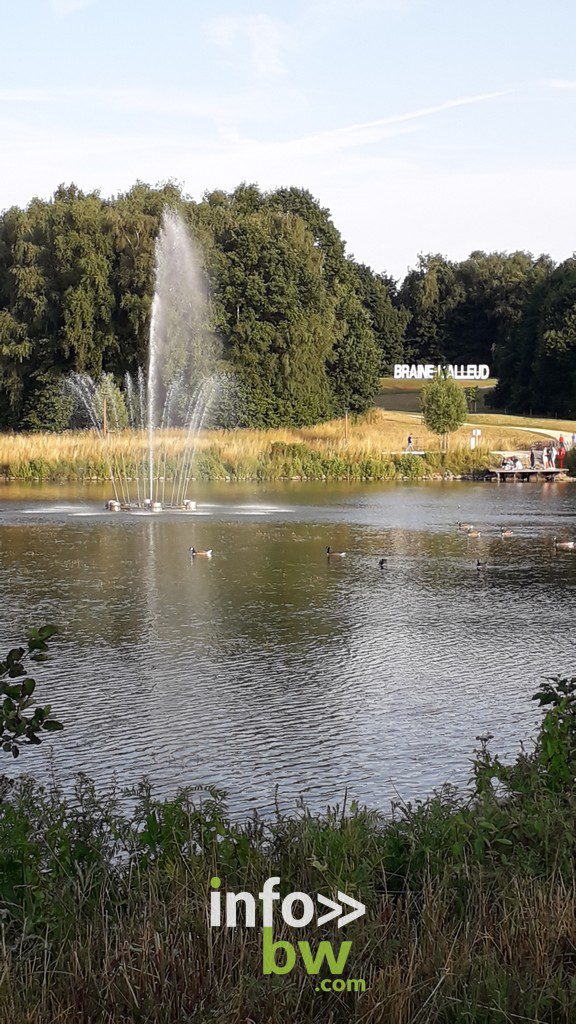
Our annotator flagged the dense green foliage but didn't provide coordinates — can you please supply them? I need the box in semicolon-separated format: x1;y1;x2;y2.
1;181;573;425
399;251;554;366
492;258;576;415
1;677;576;1021
0;183;400;429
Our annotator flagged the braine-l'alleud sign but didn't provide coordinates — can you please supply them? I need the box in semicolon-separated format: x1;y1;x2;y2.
394;364;490;381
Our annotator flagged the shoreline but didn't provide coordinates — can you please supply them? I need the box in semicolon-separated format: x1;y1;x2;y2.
1;464;571;485
0;410;571;483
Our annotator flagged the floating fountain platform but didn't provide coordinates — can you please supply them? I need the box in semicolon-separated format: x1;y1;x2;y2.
105;498;197;513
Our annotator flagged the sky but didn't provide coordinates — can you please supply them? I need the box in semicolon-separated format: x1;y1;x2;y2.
1;0;575;279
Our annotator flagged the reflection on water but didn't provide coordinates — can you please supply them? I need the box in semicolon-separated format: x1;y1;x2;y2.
1;479;575;813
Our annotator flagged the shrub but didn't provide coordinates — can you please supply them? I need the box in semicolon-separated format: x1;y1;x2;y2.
0;626;62;758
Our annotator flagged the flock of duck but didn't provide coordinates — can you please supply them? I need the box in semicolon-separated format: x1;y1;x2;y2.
457;521;575;552
326;523;576;574
190;529;575;567
457;521;513;538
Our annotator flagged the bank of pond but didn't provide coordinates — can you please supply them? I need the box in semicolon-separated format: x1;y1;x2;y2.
1;679;576;1023
1;440;574;484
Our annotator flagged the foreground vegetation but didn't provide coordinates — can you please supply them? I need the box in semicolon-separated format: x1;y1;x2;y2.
0;410;548;483
2;674;576;1022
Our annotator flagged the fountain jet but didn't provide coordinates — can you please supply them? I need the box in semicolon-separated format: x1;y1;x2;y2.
67;209;222;511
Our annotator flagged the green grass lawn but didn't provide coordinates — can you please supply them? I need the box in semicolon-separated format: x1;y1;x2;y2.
378;377;498;392
468;412;576;433
378;378;574;435
377;378;496;414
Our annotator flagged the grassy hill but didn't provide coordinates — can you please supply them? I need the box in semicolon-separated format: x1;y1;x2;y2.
377;377;498;414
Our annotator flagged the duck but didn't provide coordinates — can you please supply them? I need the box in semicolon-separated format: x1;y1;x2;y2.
378;557;387;569
476;559;488;571
458;522;474;531
189;546;213;558
554;537;575;551
466;529;481;539
325;546;346;558
500;527;514;538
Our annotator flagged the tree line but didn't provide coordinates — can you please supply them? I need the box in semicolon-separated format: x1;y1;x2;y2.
0;180;573;430
399;252;576;417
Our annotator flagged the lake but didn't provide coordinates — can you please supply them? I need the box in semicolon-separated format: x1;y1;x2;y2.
1;479;575;814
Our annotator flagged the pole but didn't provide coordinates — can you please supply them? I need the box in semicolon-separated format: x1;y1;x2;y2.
102;397;107;435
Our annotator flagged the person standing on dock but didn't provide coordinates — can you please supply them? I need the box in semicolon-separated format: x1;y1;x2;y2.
530;447;536;468
551;443;558;468
542;447;549;470
558;438;566;469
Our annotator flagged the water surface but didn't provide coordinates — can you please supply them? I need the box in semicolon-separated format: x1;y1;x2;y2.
1;479;574;813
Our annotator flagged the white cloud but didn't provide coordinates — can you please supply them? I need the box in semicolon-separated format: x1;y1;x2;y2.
0;84;573;279
0;84;507;145
308;0;417;14
205;13;290;77
0;84;300;133
286;90;513;155
545;78;576;91
50;0;96;15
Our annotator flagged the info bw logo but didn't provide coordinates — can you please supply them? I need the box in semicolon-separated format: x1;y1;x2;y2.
210;876;365;982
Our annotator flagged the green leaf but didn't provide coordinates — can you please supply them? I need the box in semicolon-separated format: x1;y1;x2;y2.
3;684;23;699
38;625;58;641
42;720;64;732
6;648;25;665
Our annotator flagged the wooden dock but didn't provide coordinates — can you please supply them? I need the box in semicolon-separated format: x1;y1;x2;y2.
485;466;564;482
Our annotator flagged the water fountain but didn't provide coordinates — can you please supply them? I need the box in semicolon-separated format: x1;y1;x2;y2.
68;209;221;512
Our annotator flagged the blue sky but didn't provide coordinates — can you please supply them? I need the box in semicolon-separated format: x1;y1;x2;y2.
2;0;575;278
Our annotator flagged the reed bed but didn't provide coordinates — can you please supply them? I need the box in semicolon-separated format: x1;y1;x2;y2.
0;410;547;482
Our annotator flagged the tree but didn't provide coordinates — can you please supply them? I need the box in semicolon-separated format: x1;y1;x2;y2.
3;180;567;428
21;373;75;432
327;282;381;416
493;258;576;417
464;385;478;413
93;372;129;430
353;263;409;374
448;251;554;369
207;202;337;426
399;250;554;377
263;187;381;414
399;255;463;362
421;373;467;451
